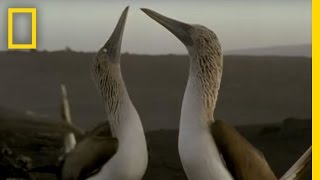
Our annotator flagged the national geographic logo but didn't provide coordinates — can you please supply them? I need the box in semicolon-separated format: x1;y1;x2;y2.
7;8;37;49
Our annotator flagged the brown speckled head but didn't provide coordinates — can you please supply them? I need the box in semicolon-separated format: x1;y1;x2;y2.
141;8;223;115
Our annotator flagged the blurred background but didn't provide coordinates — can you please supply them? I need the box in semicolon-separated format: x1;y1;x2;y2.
0;0;311;130
0;0;311;179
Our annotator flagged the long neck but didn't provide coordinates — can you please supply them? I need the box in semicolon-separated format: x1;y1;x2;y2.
93;63;145;143
181;49;223;127
92;61;148;174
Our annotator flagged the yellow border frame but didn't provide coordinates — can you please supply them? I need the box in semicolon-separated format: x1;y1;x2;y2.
7;8;37;49
313;0;317;179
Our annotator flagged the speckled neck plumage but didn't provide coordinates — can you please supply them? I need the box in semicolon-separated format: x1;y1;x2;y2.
187;32;223;121
91;60;129;135
90;51;148;180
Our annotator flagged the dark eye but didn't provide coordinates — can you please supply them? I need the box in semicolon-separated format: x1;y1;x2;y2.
188;28;194;33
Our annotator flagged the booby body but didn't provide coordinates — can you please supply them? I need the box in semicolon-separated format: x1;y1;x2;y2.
176;26;234;180
141;8;232;180
141;8;277;180
31;7;147;180
87;6;148;180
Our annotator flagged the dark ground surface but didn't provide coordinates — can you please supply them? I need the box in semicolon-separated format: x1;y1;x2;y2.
0;51;311;131
0;51;311;179
0;108;311;180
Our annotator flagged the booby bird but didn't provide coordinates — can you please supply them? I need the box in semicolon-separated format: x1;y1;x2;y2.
141;8;278;180
88;6;148;180
31;7;148;180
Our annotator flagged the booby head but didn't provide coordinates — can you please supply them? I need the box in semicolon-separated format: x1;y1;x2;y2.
141;8;221;55
96;6;129;64
141;8;223;115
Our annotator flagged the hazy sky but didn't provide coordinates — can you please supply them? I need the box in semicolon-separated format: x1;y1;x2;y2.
0;0;311;54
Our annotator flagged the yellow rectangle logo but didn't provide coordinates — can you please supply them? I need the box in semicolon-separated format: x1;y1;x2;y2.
8;8;37;49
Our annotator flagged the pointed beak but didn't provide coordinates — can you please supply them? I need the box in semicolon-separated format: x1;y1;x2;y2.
104;6;129;59
141;8;193;46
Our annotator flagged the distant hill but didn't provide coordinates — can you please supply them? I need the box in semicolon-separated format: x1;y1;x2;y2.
226;44;311;57
0;51;311;131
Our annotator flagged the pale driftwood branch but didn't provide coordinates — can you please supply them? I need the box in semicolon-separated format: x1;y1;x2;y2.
61;84;72;125
280;146;312;180
60;84;77;154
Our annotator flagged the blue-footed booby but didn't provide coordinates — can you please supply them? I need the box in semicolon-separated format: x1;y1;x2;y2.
31;7;148;179
86;6;148;180
141;8;310;180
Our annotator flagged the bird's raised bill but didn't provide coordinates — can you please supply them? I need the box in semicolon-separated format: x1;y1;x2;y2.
141;8;193;46
103;6;129;60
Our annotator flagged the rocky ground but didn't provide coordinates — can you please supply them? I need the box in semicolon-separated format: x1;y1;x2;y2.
0;108;311;180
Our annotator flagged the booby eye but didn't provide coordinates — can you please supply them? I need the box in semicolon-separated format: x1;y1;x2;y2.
188;28;194;33
102;48;108;53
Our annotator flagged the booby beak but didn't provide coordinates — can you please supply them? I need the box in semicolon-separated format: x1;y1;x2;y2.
141;8;193;46
104;6;129;60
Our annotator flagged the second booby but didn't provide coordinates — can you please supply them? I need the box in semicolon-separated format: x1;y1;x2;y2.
140;8;294;180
